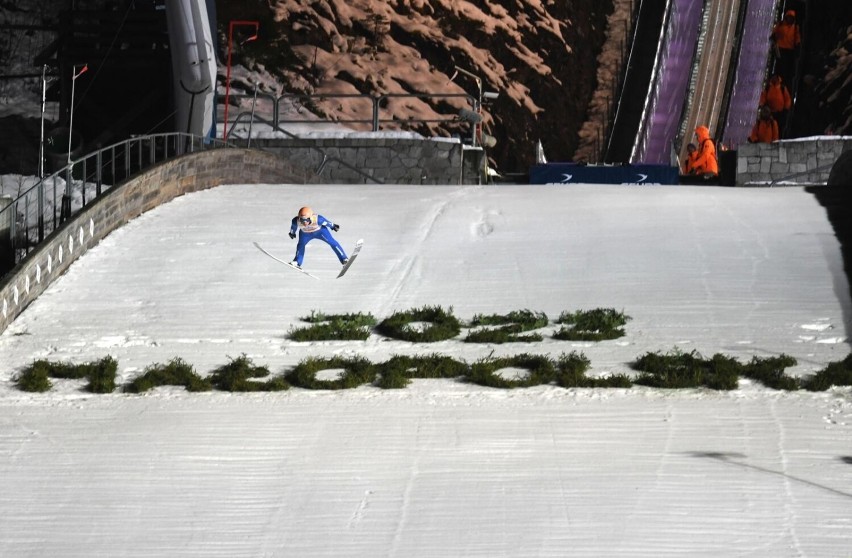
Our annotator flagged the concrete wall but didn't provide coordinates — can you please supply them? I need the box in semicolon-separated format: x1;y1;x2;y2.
737;136;852;185
252;136;483;185
0;149;315;335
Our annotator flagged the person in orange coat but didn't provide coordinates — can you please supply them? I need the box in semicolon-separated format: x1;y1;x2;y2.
693;125;718;178
748;105;779;143
682;143;699;175
771;10;801;85
759;74;793;134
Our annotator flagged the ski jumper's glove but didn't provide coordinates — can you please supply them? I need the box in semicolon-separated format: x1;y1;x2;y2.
289;232;296;239
332;224;340;232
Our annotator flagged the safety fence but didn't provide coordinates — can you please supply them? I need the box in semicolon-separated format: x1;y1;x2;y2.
0;133;227;274
221;91;478;144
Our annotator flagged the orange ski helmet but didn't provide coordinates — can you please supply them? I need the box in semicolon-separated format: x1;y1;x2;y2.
298;206;313;224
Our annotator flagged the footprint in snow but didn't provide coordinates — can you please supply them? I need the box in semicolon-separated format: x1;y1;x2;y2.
470;209;501;239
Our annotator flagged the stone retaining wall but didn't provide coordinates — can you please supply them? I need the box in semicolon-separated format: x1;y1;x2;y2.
251;135;483;184
0;149;313;335
736;136;852;185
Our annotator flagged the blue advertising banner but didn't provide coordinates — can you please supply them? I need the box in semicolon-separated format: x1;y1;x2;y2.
529;163;680;185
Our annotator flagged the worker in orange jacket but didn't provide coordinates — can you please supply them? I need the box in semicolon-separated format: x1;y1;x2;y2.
682;143;700;175
771;10;801;86
759;74;792;134
692;126;718;178
748;105;779;143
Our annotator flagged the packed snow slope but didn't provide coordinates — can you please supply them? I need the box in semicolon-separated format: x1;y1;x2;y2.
0;184;851;557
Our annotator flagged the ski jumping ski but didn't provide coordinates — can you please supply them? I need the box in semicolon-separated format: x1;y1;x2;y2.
337;239;364;278
253;242;320;279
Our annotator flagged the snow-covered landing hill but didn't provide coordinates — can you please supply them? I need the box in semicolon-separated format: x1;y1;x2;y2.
0;183;850;556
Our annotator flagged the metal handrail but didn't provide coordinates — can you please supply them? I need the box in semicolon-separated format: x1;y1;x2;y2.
1;132;229;269
224;91;477;144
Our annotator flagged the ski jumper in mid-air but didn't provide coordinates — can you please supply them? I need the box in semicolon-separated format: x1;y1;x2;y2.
289;206;348;268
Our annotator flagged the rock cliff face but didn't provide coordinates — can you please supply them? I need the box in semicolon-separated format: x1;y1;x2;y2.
216;0;612;174
3;1;847;177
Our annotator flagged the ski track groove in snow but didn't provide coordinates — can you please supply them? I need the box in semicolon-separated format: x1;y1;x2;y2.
379;187;477;315
770;397;805;556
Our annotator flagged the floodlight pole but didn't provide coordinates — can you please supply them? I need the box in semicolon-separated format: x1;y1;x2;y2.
62;63;88;221
68;63;88;166
39;64;47;179
39;64;49;239
223;20;259;139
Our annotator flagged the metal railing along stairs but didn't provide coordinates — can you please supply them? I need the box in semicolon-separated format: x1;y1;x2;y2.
0;132;228;274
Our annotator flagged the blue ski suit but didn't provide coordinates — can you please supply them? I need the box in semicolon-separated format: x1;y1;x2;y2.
290;213;348;267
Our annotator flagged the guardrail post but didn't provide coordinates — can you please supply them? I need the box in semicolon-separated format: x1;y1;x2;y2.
60;165;72;222
8;198;18;264
37;176;44;242
96;150;102;196
372;96;380;131
124;143;130;181
81;158;87;207
52;176;58;231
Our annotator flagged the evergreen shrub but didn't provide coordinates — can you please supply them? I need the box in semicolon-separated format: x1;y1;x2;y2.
376;305;461;342
632;349;739;390
464;309;548;343
125;357;212;393
803;353;852;391
16;360;52;392
17;357;117;393
553;351;631;387
376;354;470;389
209;354;289;392
289;311;377;341
286;356;377;389
554;308;631;341
467;353;556;388
741;354;799;390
